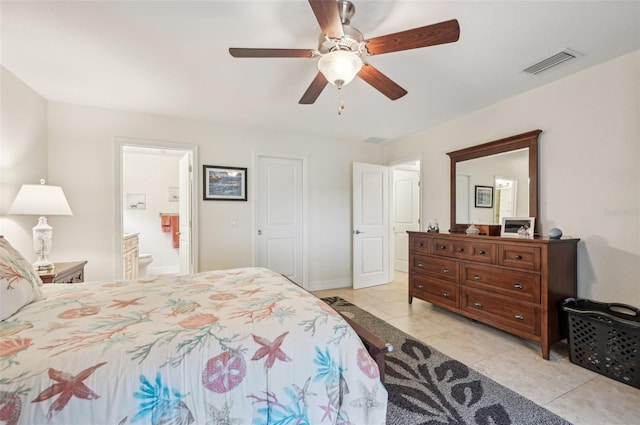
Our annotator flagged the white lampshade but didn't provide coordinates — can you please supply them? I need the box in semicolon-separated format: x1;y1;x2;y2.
8;179;72;272
318;50;363;88
8;180;73;216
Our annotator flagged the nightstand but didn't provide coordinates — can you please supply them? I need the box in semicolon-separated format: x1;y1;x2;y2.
39;261;88;284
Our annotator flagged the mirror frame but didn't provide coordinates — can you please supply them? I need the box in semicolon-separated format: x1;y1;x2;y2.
447;130;542;234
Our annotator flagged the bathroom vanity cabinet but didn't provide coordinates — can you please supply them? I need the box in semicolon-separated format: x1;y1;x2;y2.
123;233;139;280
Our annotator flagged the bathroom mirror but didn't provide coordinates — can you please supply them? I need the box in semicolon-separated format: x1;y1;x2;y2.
447;130;541;234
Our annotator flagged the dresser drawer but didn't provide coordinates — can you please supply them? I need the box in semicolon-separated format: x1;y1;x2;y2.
499;245;541;271
411;254;458;284
432;238;496;263
410;235;431;254
411;275;457;308
461;288;540;336
461;263;541;303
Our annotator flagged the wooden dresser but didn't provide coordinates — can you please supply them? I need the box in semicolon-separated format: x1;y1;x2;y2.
408;231;579;359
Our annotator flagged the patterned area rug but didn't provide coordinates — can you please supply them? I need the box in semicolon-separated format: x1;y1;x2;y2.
321;296;571;425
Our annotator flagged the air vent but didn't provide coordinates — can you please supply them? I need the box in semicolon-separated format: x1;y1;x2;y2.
362;137;387;144
523;49;581;75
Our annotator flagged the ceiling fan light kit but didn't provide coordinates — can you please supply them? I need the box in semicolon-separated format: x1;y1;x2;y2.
229;0;460;110
317;50;363;88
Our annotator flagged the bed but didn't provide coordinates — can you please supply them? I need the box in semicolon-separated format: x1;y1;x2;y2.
0;237;387;425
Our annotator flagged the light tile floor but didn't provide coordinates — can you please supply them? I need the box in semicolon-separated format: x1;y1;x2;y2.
313;271;640;425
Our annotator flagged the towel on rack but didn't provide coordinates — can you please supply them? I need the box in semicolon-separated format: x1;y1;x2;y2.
171;216;180;249
161;215;171;232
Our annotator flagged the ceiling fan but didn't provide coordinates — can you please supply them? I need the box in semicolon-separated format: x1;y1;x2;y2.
229;0;460;106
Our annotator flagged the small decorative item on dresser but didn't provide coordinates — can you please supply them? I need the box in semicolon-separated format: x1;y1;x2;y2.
548;227;563;239
465;224;480;235
427;221;439;233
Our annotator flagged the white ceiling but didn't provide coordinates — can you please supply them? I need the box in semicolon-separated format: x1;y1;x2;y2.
2;1;639;144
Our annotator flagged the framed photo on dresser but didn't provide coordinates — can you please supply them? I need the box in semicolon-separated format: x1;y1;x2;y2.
501;217;535;238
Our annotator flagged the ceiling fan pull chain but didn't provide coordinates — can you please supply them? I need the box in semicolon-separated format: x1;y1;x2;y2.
337;89;345;115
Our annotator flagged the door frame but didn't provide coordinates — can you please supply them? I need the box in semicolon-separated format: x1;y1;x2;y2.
388;155;422;275
115;137;199;278
253;152;308;288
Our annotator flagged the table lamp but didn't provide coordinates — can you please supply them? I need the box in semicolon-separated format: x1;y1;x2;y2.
8;179;73;272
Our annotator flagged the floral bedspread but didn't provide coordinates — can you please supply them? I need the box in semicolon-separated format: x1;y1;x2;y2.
0;267;387;424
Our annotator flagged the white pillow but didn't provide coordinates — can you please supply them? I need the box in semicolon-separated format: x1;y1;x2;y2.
0;236;44;320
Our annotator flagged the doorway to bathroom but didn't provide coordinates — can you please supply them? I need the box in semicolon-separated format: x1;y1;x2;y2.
116;138;198;279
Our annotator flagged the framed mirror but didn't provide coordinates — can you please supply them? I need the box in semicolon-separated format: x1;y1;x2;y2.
447;130;541;235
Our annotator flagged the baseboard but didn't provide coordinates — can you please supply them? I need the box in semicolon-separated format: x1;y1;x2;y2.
149;265;179;276
308;278;352;292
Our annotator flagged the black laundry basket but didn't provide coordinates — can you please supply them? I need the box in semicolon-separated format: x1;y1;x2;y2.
562;298;639;388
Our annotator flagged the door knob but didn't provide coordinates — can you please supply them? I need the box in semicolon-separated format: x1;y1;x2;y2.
354;230;364;234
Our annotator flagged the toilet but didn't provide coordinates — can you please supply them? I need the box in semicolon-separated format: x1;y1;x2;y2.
138;254;153;278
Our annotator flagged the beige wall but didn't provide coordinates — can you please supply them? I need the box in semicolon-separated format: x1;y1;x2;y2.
45;102;384;287
385;50;640;306
3;49;639;303
0;67;48;258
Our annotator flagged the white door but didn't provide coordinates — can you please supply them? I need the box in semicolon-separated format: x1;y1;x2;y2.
178;153;192;274
256;156;303;285
456;174;470;223
353;162;390;289
393;169;420;272
495;176;517;224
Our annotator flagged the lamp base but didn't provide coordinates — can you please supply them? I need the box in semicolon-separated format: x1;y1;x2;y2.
33;216;55;273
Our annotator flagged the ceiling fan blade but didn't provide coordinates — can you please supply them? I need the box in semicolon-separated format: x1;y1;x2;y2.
229;48;315;58
299;72;329;104
308;0;344;39
364;19;460;55
357;63;407;100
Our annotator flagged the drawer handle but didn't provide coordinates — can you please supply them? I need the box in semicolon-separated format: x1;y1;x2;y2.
474;301;482;308
443;291;450;298
514;314;524;320
417;262;424;267
442;268;449;273
479;250;486;255
457;248;465;252
417;284;424;289
513;283;524;289
417;243;424;247
438;245;446;250
473;275;481;281
514;255;522;260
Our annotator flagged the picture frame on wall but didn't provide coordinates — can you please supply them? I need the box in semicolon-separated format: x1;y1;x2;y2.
168;186;179;202
501;217;535;239
203;165;247;201
126;193;146;209
474;185;493;208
